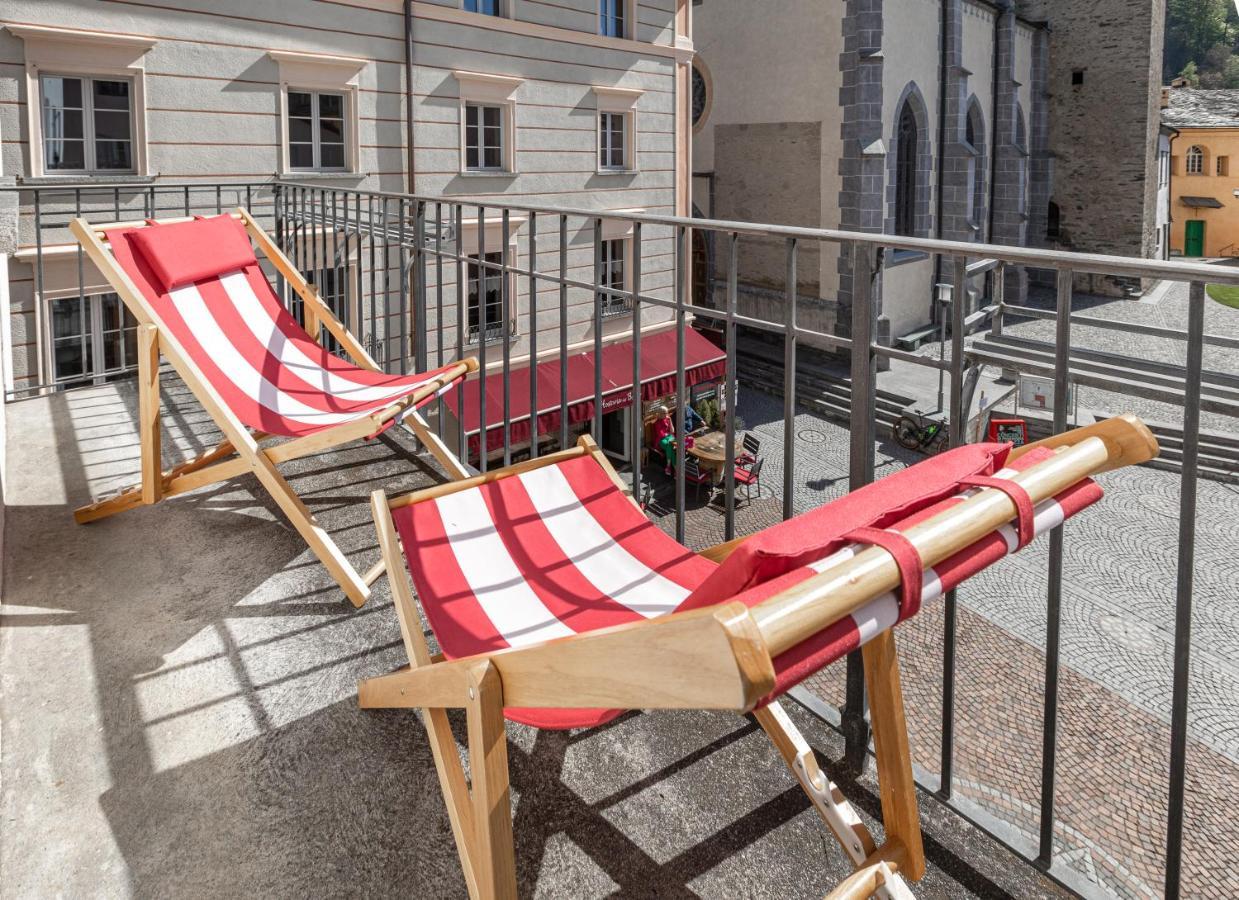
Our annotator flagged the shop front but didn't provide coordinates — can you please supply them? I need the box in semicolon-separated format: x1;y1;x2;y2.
441;327;726;466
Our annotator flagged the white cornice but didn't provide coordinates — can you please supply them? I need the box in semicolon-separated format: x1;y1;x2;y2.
4;22;157;51
268;49;368;73
453;70;524;91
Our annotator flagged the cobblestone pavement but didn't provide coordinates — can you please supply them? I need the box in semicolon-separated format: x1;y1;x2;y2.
650;387;1239;899
923;279;1239;435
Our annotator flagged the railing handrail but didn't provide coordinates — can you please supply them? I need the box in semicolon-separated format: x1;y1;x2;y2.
7;177;1237;286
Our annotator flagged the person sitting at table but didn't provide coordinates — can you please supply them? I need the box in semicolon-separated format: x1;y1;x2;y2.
651;405;697;475
684;404;705;433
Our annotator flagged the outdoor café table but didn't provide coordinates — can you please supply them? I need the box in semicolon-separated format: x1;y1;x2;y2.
686;429;745;482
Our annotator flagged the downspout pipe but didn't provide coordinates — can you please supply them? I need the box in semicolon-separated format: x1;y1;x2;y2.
404;0;416;194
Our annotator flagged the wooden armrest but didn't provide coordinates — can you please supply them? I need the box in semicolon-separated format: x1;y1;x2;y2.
1008;413;1158;473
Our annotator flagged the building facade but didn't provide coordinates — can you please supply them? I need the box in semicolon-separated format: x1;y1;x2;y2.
0;0;696;458
690;0;1165;348
1162;88;1239;258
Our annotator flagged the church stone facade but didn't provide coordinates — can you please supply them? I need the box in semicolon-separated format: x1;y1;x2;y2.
691;0;1165;348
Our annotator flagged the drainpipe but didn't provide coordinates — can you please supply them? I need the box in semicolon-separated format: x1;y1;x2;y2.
404;0;416;194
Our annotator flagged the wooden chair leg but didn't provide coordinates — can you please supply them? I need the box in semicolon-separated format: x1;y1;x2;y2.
248;449;370;607
464;661;518;900
404;410;474;480
862;630;926;881
137;323;163;506
754;701;878;867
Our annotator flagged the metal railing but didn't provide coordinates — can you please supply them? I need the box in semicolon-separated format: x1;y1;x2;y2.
4;178;1238;898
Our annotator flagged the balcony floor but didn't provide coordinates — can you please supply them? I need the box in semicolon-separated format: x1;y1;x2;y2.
0;375;1069;898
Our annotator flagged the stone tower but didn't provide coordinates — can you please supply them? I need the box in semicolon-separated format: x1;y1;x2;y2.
1018;0;1166;273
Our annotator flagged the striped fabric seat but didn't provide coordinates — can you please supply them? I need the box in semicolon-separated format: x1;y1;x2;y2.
394;446;1102;731
105;218;462;439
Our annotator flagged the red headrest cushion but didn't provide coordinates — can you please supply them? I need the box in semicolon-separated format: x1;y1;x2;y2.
127;215;258;292
679;442;1013;610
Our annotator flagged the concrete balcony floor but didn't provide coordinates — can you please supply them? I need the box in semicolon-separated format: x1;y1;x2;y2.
0;375;1066;898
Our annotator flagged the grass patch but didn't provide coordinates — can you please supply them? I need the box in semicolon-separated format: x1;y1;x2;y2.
1206;283;1239;309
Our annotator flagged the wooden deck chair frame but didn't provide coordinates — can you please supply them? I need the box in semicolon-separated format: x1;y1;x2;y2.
68;209;478;608
359;417;1157;898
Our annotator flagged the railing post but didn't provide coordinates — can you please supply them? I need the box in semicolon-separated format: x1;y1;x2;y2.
1034;267;1073;867
723;231;739;541
939;254;970;799
781;237;798;522
674;224;688;544
528;211;539;460
1164;279;1205;899
990;261;1006;337
842;239;878;774
593;217;605;448
501;209;512;467
629;221;643;502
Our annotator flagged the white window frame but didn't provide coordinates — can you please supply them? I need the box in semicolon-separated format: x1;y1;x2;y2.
599;0;638;39
285;89;349;173
38;73;137;175
596;213;642;318
269;50;365;176
7;24;156;179
454;71;522;176
464;102;506;173
1186;145;1205;176
45;290;139;386
459;216;523;344
460;0;512;17
592;86;642;174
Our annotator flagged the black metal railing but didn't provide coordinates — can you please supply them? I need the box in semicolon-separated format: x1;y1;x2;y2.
5;178;1238;898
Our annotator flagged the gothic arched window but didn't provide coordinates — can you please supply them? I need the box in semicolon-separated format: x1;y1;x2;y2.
894;101;919;236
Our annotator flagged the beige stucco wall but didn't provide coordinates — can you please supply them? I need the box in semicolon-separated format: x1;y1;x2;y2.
0;0;685;391
691;0;842;303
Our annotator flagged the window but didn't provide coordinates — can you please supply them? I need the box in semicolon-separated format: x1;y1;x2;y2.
593;86;641;174
304;267;348;352
894;102;919;237
600;0;627;37
1071;69;1085;86
49;292;138;384
691;60;712;131
598;239;628;316
1219;156;1230;177
468;252;506;342
599;112;628;170
465;103;504;171
1187;145;1205;175
464;0;502;12
964;101;986;233
40;75;134;173
454;71;522;175
287;90;347;171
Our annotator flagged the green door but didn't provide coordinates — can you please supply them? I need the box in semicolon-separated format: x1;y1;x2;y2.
1185;220;1206;257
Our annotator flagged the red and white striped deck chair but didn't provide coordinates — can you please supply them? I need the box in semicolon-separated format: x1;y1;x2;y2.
70;210;477;606
361;416;1157;898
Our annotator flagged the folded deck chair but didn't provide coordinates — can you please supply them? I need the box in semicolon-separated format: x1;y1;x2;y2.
361;415;1157;898
69;210;477;606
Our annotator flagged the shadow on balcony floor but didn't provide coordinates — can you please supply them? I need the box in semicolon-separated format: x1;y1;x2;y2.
0;375;1069;898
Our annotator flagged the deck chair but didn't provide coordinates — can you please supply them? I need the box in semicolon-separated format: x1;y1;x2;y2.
69;210;477;607
360;415;1157;898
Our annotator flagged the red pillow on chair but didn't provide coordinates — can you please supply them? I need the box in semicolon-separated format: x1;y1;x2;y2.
680;442;1014;610
128;215;258;293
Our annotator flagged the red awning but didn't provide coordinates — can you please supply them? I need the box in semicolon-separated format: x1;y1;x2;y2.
443;328;726;454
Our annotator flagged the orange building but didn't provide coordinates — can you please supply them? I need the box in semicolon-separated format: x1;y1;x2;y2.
1164;88;1239;257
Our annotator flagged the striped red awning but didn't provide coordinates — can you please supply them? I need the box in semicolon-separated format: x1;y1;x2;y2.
442;328;726;454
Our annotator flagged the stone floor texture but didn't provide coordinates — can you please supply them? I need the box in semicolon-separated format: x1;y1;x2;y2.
0;376;1070;899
